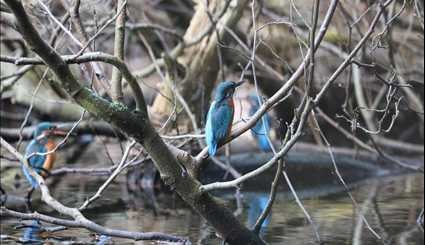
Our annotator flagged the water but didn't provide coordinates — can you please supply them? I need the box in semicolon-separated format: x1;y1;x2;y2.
1;173;423;244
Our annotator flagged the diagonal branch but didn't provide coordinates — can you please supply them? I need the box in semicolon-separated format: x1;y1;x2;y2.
79;140;137;210
0;137;188;243
3;1;265;243
199;0;397;192
195;0;340;161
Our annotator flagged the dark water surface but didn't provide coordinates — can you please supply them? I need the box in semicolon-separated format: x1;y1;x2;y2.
1;173;423;244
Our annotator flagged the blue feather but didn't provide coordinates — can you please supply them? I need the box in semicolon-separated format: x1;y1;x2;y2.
22;139;47;188
206;81;241;156
250;97;272;152
206;100;234;156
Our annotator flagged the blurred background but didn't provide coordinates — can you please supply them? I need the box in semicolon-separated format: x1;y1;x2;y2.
1;0;424;244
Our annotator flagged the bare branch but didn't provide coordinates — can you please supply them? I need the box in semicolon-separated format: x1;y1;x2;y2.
0;137;188;243
111;0;127;102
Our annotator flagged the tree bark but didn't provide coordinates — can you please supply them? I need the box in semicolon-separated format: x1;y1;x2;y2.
152;0;249;125
3;0;263;243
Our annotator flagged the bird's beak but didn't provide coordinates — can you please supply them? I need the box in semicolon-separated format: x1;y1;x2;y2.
234;81;245;88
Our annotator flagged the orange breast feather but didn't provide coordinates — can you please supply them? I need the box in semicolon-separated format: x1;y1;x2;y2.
42;140;57;177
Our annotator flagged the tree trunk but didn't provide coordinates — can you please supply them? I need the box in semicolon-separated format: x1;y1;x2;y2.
4;0;264;243
152;0;250;126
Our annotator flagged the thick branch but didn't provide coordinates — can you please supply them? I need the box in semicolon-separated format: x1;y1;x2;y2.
195;0;340;161
0;52;146;111
0;138;187;243
199;0;397;192
3;0;264;243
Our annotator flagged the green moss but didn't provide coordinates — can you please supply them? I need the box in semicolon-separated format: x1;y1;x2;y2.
324;29;348;45
111;101;129;112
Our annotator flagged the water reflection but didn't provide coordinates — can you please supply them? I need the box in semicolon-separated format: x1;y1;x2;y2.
21;220;42;244
96;235;112;245
246;194;271;232
1;173;423;244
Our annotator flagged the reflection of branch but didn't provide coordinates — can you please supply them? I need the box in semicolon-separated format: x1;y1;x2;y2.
314;113;382;240
283;171;321;242
79;140;137;210
0;138;187;243
2;0;267;242
253;159;282;234
1;208;187;242
352;183;379;245
372;195;390;242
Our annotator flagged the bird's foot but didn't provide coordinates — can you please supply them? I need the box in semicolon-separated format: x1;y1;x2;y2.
35;167;51;178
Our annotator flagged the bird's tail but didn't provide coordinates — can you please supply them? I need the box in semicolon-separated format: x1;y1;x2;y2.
208;143;218;157
256;134;272;152
21;165;38;188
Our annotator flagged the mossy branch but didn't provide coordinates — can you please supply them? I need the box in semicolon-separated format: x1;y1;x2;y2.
3;0;264;243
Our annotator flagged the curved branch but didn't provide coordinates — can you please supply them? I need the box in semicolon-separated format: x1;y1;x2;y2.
0;52;146;111
0;138;187;243
3;1;264;243
195;0;340;162
1;208;187;242
199;0;397;192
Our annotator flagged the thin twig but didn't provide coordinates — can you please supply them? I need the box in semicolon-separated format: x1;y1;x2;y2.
111;0;127;102
0;138;188;243
79;140;137;210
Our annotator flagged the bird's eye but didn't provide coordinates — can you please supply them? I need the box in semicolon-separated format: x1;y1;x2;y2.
229;89;235;97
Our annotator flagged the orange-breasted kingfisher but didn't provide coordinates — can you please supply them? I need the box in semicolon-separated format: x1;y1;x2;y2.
22;122;66;199
249;95;272;152
205;81;244;156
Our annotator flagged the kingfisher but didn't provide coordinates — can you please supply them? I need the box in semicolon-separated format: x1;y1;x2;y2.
22;122;66;201
205;81;244;156
249;95;272;152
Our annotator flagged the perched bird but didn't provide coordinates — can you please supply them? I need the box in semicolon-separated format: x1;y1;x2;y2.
22;122;66;200
249;95;272;152
205;81;244;156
